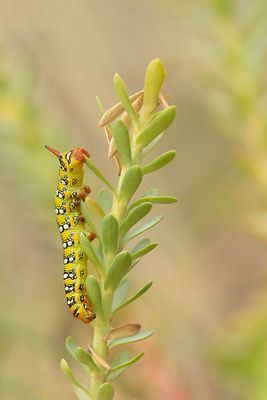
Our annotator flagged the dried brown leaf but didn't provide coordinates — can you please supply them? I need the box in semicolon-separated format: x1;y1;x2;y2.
121;92;144;128
159;92;169;109
105;323;141;341
104;125;113;144
98;90;143;127
89;346;111;370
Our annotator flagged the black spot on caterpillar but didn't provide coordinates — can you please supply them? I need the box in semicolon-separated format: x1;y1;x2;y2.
46;146;95;324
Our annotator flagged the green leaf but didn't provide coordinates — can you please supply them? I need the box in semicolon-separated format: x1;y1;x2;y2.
132;242;158;260
98;188;113;213
112;279;131;312
142;58;166;123
113;73;139;130
80;233;103;276
73;386;92;400
107;351;131;382
132;238;151;254
108;329;154;349
117;166;142;213
131;196;177;208
113;120;132;167
85;157;114;192
74;347;100;373
109;352;144;372
60;359;92;397
102;214;118;262
96;383;114;400
119;202;152;239
136;106;176;149
86;275;103;319
66;337;99;373
141;150;176;175
143;132;164;153
142;188;159;197
96;95;105;114
113;281;153;313
66;336;78;357
85;197;105;218
123;213;164;243
80;200;98;234
104;251;132;291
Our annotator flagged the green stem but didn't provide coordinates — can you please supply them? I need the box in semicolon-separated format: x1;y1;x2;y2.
89;166;133;397
89;289;113;398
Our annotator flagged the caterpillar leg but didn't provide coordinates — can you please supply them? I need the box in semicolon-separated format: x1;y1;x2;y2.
74;186;91;208
79;186;91;200
87;232;96;241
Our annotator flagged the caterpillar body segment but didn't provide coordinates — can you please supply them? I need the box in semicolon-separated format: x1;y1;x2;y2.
46;146;96;324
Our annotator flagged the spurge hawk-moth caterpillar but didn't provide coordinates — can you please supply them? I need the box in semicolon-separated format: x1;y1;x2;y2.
46;146;96;324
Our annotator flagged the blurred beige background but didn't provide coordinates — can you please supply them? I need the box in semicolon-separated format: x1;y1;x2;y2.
1;1;267;399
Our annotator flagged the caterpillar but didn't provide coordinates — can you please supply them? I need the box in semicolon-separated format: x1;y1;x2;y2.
46;145;96;324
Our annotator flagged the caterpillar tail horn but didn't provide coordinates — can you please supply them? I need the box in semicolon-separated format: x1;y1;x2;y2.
45;145;61;158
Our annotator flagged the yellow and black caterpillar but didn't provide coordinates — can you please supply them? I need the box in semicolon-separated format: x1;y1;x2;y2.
46;146;96;324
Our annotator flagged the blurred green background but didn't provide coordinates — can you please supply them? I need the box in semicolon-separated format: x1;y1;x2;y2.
1;1;267;399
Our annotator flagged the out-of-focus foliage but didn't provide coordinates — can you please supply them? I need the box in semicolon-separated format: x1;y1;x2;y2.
214;296;267;400
0;52;70;224
183;2;267;399
0;51;71;400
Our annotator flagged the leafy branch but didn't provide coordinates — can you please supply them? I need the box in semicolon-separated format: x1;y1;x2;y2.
60;59;177;399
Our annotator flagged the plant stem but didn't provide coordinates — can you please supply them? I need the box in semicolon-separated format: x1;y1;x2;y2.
89;179;128;398
89;288;113;398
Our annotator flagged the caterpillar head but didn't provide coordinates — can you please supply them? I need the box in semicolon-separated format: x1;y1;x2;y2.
46;146;90;172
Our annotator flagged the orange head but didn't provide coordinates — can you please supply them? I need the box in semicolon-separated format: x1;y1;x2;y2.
45;146;90;172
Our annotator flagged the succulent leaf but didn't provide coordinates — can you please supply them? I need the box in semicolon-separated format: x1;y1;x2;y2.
117;166;142;213
112;279;131;312
113;281;153;313
131;196;177;208
108;329;154;349
80;200;98;234
142;58;166;123
97;188;113;213
104;251;132;291
123;213;164;243
119;202;152;239
84;157;114;192
113;73;139;130
96;383;114;400
74;347;100;373
136;106;176;149
141;150;176;175
60;359;92;397
86;275;103;318
102;214;119;262
80;233;103;276
131;242;158;260
113;120;132;167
